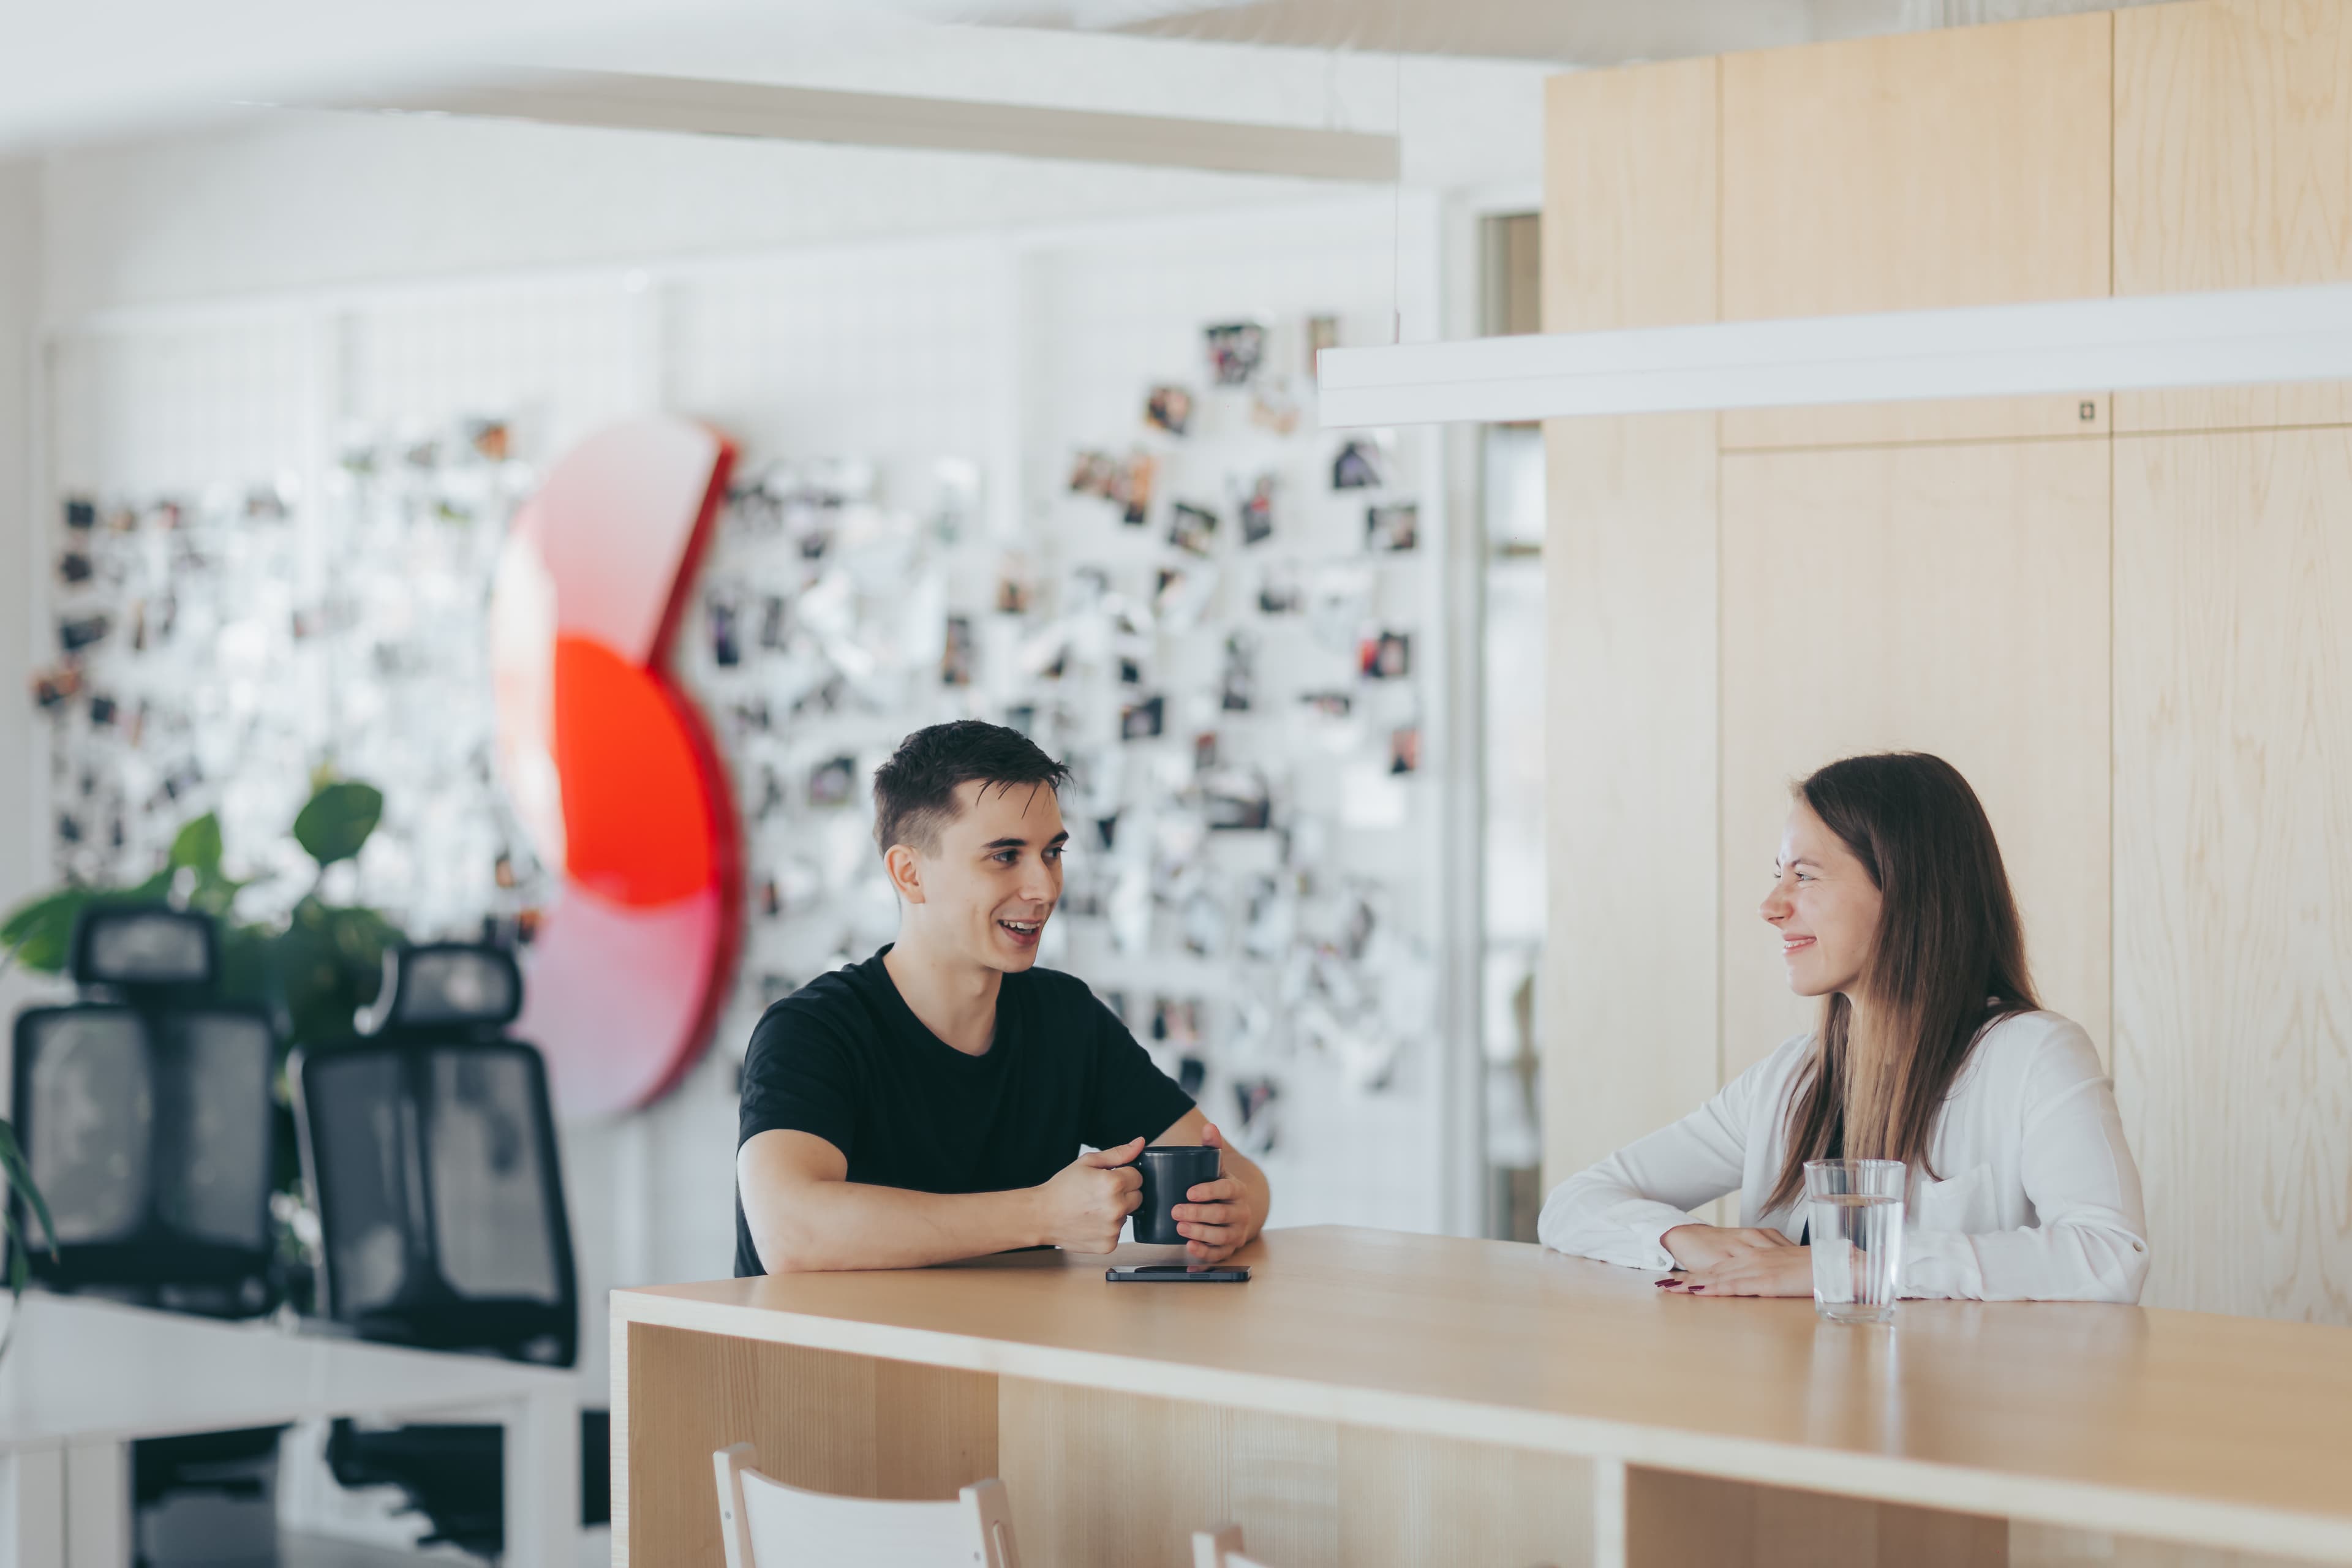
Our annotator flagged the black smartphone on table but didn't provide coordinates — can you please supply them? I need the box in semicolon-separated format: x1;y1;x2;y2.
1106;1263;1251;1283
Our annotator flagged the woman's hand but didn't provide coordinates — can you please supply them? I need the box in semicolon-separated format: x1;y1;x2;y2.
1659;1243;1814;1297
1660;1223;1796;1271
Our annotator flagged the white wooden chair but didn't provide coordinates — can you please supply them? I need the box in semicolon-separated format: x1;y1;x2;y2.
714;1443;1022;1568
1192;1522;1273;1568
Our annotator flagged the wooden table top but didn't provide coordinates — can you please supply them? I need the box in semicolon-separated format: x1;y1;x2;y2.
612;1224;2352;1559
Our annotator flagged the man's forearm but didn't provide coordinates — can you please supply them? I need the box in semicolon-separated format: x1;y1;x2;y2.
755;1180;1042;1273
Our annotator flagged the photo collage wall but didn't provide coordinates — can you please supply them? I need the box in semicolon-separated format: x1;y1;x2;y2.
34;312;1438;1160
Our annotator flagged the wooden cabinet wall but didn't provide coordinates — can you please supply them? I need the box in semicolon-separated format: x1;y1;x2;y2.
1543;0;2352;1327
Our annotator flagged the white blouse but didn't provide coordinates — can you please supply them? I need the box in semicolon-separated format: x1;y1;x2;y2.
1537;1011;2150;1303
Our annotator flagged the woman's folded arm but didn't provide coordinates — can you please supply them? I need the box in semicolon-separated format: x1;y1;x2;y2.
1539;1041;1793;1269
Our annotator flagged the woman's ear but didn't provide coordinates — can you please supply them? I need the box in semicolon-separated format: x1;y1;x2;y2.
884;843;925;904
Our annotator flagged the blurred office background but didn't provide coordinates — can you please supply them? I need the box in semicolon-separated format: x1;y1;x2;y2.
3;0;2348;1561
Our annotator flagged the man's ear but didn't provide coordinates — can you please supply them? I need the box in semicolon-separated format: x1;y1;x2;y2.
884;843;925;904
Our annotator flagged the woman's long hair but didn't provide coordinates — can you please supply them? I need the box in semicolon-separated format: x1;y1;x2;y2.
1761;752;2040;1215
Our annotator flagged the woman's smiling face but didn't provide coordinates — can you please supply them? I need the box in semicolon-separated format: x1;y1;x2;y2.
1760;799;1883;999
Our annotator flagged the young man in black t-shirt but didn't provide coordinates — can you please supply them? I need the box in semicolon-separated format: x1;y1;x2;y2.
734;720;1272;1275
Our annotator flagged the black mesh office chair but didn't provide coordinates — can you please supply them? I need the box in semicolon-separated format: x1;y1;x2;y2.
292;943;609;1558
9;904;287;1564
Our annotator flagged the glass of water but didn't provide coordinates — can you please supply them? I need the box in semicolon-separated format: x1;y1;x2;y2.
1804;1159;1905;1324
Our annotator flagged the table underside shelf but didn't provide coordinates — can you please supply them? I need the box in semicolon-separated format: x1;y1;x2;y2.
611;1323;2325;1568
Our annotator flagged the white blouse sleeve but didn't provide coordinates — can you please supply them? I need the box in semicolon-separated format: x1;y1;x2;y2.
1537;1042;1796;1271
1902;1023;2152;1303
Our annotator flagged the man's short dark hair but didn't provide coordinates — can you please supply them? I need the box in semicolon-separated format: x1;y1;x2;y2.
872;720;1071;856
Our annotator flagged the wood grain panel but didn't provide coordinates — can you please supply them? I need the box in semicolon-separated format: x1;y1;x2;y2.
1722;13;2111;320
1722;396;2108;453
997;1377;1594;1568
1543;413;1720;1188
2011;1522;2316;1568
1542;58;1716;333
1718;13;2109;449
616;1324;997;1565
1337;1427;1591;1568
1624;1468;2005;1568
2112;425;2352;1323
2114;0;2352;432
1718;441;2112;1080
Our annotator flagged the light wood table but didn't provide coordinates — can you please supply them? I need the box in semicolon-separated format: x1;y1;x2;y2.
0;1293;579;1568
609;1225;2352;1568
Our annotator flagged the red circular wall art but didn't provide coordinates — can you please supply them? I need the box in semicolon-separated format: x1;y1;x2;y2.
491;417;742;1118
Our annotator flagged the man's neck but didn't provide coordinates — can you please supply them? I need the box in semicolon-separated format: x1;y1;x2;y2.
883;934;1004;1057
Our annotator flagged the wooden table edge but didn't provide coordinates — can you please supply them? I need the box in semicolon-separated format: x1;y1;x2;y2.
608;1286;2352;1562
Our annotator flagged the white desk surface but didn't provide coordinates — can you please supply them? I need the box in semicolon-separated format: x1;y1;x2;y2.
0;1292;576;1450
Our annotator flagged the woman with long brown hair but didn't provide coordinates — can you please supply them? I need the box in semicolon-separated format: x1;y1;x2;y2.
1539;752;2149;1302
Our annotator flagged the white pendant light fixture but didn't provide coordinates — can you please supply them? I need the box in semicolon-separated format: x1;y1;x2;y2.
1316;281;2352;427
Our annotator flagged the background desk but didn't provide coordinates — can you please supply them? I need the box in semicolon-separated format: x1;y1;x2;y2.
0;1294;579;1568
609;1226;2352;1568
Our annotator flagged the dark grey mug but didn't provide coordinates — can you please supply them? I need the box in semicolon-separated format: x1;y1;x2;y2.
1130;1145;1222;1245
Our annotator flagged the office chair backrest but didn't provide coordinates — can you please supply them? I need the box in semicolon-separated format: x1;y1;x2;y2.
712;1444;1022;1568
293;946;576;1366
10;904;277;1308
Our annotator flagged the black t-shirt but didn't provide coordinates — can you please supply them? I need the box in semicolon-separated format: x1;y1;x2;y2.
733;947;1196;1276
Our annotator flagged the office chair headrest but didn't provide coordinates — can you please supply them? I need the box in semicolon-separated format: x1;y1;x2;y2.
356;943;524;1036
69;903;217;990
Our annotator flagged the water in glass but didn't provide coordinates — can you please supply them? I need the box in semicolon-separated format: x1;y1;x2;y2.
1804;1159;1905;1325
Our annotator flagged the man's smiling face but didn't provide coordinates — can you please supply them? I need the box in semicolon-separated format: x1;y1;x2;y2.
897;778;1067;973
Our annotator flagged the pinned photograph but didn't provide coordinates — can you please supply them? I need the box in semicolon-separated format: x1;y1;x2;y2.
1204;321;1268;386
1389;726;1422;775
940;615;977;687
1153;997;1202;1050
1202;769;1273;831
1332;437;1387;491
1145;385;1195;437
1068;449;1119;497
63;497;96;532
1219;632;1256;713
808;755;858;807
1121;694;1166;741
1300;690;1352;719
1169;501;1218;557
759;594;789;650
1366;501;1419;553
1235;473;1277;546
1248;382;1302;437
995;561;1033;615
1117;451;1157;526
1306;314;1341;369
58;614;110;654
1360;630;1412;681
1256;562;1303;615
707;595;741;668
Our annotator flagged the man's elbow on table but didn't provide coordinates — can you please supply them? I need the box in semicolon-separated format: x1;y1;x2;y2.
739;1129;850;1275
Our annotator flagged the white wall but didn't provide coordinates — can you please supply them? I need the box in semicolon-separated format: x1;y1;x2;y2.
0;158;39;936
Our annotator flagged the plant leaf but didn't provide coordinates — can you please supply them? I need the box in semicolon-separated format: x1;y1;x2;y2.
0;888;93;974
293;782;383;868
168;813;224;875
0;1126;58;1254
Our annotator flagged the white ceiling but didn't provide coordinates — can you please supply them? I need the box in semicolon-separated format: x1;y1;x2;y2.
1;0;2158;155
